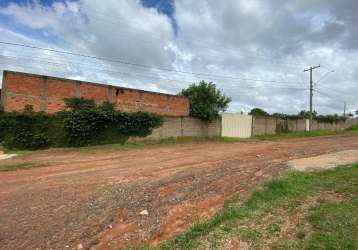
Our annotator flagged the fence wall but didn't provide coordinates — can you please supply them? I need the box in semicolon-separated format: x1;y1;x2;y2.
1;71;189;116
131;116;221;140
252;116;280;136
132;114;358;140
345;118;358;128
252;116;347;136
139;116;352;141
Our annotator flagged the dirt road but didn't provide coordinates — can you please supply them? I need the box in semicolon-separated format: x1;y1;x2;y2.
0;134;357;250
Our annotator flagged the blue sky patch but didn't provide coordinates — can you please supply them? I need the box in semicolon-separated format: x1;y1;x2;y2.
140;0;177;34
1;0;178;34
0;0;65;7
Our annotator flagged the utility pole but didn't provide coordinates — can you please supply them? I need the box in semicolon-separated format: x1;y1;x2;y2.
344;101;347;117
304;65;320;132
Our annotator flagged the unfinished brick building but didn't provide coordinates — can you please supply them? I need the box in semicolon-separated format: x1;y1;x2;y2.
0;71;189;116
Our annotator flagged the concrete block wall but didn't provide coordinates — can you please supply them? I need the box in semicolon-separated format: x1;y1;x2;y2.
287;119;307;132
1;71;189;117
297;119;307;131
345;118;358;128
252;116;267;136
287;119;296;132
145;116;348;140
311;120;346;131
207;117;222;136
136;116;221;140
266;117;277;135
252;116;346;136
253;116;281;136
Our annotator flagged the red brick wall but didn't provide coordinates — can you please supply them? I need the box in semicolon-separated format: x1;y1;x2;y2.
1;71;189;116
3;73;42;112
46;78;77;112
80;83;108;103
112;88;141;112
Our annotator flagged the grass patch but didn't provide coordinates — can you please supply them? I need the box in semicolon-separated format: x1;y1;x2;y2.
295;226;306;239
64;136;243;153
239;228;263;246
347;124;358;131
266;223;281;235
254;129;346;141
305;199;358;249
155;163;358;249
121;129;357;150
0;162;45;172
4;126;357;154
123;136;243;147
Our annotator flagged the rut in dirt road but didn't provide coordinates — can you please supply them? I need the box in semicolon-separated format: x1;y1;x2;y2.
0;134;357;250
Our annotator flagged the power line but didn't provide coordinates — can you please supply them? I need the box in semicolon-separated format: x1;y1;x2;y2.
317;85;356;98
313;89;333;98
0;50;303;86
314;70;334;85
0;54;309;91
0;41;304;85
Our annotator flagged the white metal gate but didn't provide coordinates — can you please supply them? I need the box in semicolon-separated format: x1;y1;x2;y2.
221;113;252;138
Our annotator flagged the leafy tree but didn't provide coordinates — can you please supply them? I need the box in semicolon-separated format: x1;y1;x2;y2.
298;110;317;118
179;81;231;121
249;108;269;116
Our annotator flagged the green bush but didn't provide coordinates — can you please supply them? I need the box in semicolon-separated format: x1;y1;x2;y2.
347;124;358;131
272;112;347;123
0;98;163;150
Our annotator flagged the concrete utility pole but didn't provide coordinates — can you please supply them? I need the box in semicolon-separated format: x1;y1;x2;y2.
304;65;320;132
344;101;347;117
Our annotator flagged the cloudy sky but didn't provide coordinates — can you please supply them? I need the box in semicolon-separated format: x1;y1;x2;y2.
0;0;357;115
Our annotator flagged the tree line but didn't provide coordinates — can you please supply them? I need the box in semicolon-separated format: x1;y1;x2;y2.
179;81;354;123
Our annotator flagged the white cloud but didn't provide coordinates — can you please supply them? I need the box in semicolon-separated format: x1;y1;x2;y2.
0;0;357;115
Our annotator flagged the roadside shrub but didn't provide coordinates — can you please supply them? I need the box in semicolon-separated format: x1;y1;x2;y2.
315;114;346;123
272;113;347;123
346;125;358;131
64;97;96;110
0;108;55;150
0;98;163;150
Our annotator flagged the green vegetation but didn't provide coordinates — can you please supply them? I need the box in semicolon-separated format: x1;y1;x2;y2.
179;81;231;121
0;162;45;172
115;136;242;148
0;98;162;150
249;108;269;116
347;124;358;131
58;136;243;153
295;226;306;239
53;127;357;153
304;199;358;249
266;223;281;235
277;110;347;123
254;129;345;141
250;108;347;123
154;163;358;249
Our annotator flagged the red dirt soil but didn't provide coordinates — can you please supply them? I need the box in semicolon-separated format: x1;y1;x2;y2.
0;134;357;250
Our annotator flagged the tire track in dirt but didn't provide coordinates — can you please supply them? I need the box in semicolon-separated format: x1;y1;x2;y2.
0;134;357;250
